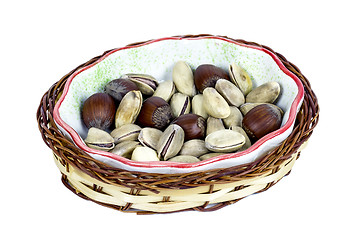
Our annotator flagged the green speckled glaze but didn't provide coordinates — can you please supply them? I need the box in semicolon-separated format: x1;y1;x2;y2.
59;38;298;139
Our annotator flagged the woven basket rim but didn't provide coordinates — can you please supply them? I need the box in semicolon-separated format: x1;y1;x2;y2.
36;34;319;194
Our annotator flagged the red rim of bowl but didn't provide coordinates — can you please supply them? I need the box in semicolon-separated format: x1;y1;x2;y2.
53;36;304;169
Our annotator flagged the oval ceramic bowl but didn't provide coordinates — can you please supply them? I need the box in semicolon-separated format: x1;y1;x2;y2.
53;36;304;174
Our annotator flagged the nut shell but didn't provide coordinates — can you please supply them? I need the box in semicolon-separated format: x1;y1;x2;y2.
104;78;139;102
194;64;229;93
172;114;206;141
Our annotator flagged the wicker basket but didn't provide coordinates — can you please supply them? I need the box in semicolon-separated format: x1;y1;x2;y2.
36;34;319;214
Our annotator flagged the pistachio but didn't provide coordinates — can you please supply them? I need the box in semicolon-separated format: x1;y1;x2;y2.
246;81;280;103
156;124;185;160
138;127;163;150
215;79;245;107
205;129;245;153
230;126;252;151
167;155;200;163
110;140;140;158
192;94;208;119
172;61;196;97
152;80;176;102
229;62;253;96
170;93;191;117
179;139;209;157
202;87;231;118
131;146;160;162
84;127;115;151
110;124;142;144
122;73;158;95
223;106;243;128
199;152;225;161
239;102;284;116
206;117;225;136
115;90;143;128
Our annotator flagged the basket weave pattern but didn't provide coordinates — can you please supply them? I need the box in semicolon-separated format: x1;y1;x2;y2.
37;34;319;214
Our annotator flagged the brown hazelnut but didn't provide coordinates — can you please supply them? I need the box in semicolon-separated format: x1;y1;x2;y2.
81;93;116;130
242;104;282;142
172;114;206;141
136;96;173;130
104;78;139;102
194;64;230;93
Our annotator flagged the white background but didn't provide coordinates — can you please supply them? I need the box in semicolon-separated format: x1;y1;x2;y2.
1;0;357;239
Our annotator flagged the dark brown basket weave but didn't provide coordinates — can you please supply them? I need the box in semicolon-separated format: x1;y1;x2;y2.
36;34;319;214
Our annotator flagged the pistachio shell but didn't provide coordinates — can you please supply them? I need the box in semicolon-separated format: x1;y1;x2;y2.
222;106;243;128
84;127;115;151
156;124;185;160
172;61;196;97
131;146;160;162
170;92;191;117
115;90;143;128
230;126;252;151
192;94;208;119
167;155;200;163
179;139;209;157
239;102;284;116
110;124;141;144
152;80;176;101
206;117;225;136
110;140;140;158
122;74;158;95
205;129;245;153
199;152;225;161
229;62;252;96
203;87;230;118
215;79;245;107
138;127;163;150
246;81;280;103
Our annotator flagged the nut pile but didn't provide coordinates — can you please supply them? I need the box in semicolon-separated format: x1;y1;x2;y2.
81;61;283;163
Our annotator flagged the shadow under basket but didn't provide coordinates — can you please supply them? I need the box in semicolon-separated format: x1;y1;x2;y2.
36;35;319;214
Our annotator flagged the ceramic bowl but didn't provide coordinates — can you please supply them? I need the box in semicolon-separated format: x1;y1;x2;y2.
53;36;304;174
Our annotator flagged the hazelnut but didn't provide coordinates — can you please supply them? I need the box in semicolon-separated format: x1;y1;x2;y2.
194;64;230;93
172;114;206;141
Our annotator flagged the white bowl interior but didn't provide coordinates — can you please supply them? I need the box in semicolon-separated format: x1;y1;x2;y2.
56;37;301;173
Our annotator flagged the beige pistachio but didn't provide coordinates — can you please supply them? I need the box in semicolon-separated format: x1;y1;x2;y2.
230;126;252;151
206;117;225;136
192;94;208;119
167;155;200;163
205;129;245;153
110;140;140;158
239;102;284;116
203;87;230;118
84;127;115;151
138;127;163;150
229;62;253;96
246;81;280;103
172;61;196;97
122;73;158;95
115;90;142;128
131;146;160;162
152;80;176;102
156;124;185;160
215;79;245;107
110;124;141;144
223;106;243;128
179;139;209;157
199;152;226;161
170;92;191;117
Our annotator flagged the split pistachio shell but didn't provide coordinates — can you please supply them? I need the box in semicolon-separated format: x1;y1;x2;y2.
172;61;196;97
84;127;115;151
167;155;200;163
156;124;185;160
206;117;225;136
122;74;158;95
223;106;243;128
239;102;284;116
199;152;225;161
110;124;141;144
131;146;160;162
138;127;163;150
203;87;230;118
170;92;191;117
179;139;209;157
205;129;245;153
230;126;252;151
152;80;176;101
192;94;208;119
246;81;280;103
229;62;252;96
215;79;245;107
115;90;143;128
110;140;140;158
